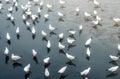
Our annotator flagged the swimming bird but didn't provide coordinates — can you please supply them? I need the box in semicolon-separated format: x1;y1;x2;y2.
37;7;41;17
59;0;65;8
86;47;91;59
24;64;31;73
42;30;47;37
85;37;92;47
8;7;13;13
79;25;83;32
45;68;50;78
81;67;91;76
58;65;67;74
118;44;120;52
67;37;75;44
44;14;49;22
39;0;43;9
47;40;51;53
75;7;80;16
113;18;120;26
59;33;64;40
6;32;11;41
47;4;52;12
109;55;119;61
93;0;100;8
14;2;18;11
25;21;31;30
22;14;27;23
92;19;99;26
58;42;65;50
68;30;76;35
65;53;75;61
108;66;119;73
49;24;56;32
0;3;3;10
5;0;10;4
11;53;21;61
31;27;36;39
33;0;39;5
32;49;37;57
58;12;64;21
4;47;9;56
16;27;20;34
43;57;50;64
84;11;91;21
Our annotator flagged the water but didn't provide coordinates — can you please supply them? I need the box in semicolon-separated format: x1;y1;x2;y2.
0;0;120;79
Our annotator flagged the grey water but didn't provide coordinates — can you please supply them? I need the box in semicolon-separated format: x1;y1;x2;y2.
0;0;120;79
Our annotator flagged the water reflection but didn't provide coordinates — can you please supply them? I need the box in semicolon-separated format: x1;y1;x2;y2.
12;62;22;68
5;56;9;64
33;57;39;64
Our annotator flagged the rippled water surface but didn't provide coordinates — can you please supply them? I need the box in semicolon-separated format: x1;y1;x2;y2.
0;0;120;79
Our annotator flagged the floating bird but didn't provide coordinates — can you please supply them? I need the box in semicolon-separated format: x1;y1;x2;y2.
42;30;47;37
67;37;75;44
24;64;31;73
43;57;50;64
108;66;119;73
11;53;21;61
32;49;37;57
109;55;119;61
65;53;75;61
93;0;100;8
93;10;97;15
31;27;36;39
6;33;11;40
118;44;120;52
86;47;91;60
85;37;92;47
49;24;56;32
45;68;50;78
34;0;39;5
47;40;51;53
47;4;52;12
25;21;31;31
58;12;64;21
39;0;43;9
5;0;10;4
8;7;13;13
16;27;20;39
68;30;76;35
58;42;65;50
75;7;80;16
31;14;38;25
92;19;99;26
58;33;64;40
81;67;91;76
58;65;67;74
0;3;3;10
4;47;9;56
113;18;120;26
59;0;65;8
14;2;18;11
44;14;49;22
37;7;41;17
79;25;83;33
84;11;91;21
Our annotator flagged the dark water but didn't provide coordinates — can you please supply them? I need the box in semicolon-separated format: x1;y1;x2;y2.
0;0;120;79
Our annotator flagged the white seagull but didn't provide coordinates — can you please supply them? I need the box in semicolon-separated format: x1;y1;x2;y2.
108;66;119;73
24;64;31;73
109;55;119;61
67;37;75;44
6;33;11;40
118;44;120;51
49;24;56;32
32;49;37;57
86;47;91;58
45;68;50;77
16;27;20;34
85;37;92;46
47;40;51;49
58;65;67;74
59;33;64;39
81;67;91;76
65;53;75;61
58;42;65;50
11;53;21;61
4;47;9;56
43;57;50;64
41;30;47;37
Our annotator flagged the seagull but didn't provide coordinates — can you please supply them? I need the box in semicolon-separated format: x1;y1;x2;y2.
118;44;120;52
65;53;75;61
85;37;92;47
32;49;37;57
93;10;97;15
5;0;10;4
31;27;36;35
75;7;80;16
43;57;50;64
24;64;31;73
45;68;50;77
47;4;52;12
92;19;99;26
41;30;47;37
59;33;64;40
84;12;91;18
39;0;43;9
86;47;91;58
14;2;18;11
96;15;101;21
79;25;83;32
81;67;91;76
108;66;119;73
67;37;75;44
11;53;21;61
49;24;56;32
0;3;3;10
58;42;65;50
8;7;13;13
47;40;51;49
34;0;39;5
4;47;9;56
58;65;67;74
59;0;65;8
6;33;11;40
16;27;20;34
109;55;119;61
37;7;41;17
68;30;76;35
44;14;49;21
93;0;100;8
113;18;120;26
